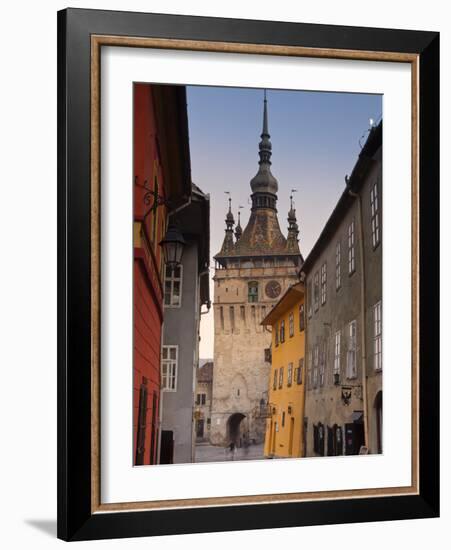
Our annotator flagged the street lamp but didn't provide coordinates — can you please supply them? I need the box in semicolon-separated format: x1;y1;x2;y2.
159;223;186;272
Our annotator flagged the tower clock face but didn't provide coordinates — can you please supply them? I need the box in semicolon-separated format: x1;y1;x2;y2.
265;280;281;299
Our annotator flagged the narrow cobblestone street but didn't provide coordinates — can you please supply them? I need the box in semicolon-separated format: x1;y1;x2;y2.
194;443;265;463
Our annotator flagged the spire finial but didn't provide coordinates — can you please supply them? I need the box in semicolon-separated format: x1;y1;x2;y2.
262;89;268;136
290;189;297;212
235;205;243;241
224;192;234;227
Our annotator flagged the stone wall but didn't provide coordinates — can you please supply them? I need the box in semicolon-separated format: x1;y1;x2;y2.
210;262;299;446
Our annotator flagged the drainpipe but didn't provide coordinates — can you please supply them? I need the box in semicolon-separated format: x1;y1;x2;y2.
346;183;369;450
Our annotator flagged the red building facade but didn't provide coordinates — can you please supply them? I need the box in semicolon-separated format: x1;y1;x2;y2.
133;83;191;465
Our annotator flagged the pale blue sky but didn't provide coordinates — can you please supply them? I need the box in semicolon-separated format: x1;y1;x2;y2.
186;85;382;358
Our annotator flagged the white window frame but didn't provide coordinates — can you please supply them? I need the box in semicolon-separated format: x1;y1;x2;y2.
287;362;293;386
334;330;341;375
335;241;341;290
313;272;319;311
164;264;183;307
319;345;325;386
289;312;294;338
307;351;313;389
313;345;319;387
370;180;381;248
348;220;355;274
320;263;327;305
346;321;357;379
279;366;284;389
374;301;382;371
307;280;313;318
161;345;178;391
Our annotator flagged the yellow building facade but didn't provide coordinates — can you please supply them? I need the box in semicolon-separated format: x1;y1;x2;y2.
262;282;306;458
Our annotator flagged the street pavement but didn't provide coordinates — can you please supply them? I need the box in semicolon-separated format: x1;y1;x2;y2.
194;442;265;463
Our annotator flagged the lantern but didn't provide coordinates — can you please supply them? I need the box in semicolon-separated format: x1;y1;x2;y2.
159;223;185;271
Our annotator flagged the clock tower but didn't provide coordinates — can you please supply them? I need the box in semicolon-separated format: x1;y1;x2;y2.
209;93;303;446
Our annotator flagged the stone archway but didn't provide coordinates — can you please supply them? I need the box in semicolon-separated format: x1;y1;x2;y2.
226;413;246;446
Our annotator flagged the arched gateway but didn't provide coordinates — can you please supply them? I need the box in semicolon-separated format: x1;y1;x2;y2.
227;413;246;446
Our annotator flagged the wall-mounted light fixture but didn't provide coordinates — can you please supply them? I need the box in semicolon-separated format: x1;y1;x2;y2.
159;224;185;272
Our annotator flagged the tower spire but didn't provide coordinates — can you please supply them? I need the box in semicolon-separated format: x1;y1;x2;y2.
286;190;300;253
249;90;278;208
218;193;235;255
235;207;243;241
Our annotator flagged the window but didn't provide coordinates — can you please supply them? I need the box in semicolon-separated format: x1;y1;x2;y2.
334;330;341;375
196;393;206;405
248;281;258;302
289;312;294;337
280;320;285;343
287;363;293;386
219;306;224;330
336;241;341;290
273;369;278;390
313;272;319;311
307;351;313;389
261;305;266;322
346;321;357;379
313;345;319;387
348;220;355;274
320;263;327;305
307;281;313;318
282;411;286;427
319;345;325;387
297;358;304;384
299;303;305;331
164;265;183;307
370;181;380;248
374;301;382;371
162;346;178;391
279;367;284;389
275;322;279;347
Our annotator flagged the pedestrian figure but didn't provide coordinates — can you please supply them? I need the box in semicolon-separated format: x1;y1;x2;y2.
228;441;236;460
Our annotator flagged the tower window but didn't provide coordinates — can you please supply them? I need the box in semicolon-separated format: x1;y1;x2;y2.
248;281;259;303
164;265;183;307
321;263;327;305
371;180;381;248
348;220;356;274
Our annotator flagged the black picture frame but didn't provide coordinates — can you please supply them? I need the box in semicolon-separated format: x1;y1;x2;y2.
57;8;439;541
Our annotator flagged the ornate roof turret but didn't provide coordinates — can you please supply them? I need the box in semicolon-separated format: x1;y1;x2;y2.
235;209;243;241
249;90;279;204
286;192;300;254
218;196;235;256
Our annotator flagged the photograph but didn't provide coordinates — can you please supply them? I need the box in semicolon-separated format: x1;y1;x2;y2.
132;83;383;466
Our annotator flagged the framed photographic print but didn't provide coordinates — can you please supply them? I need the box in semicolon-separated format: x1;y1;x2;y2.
57;8;439;541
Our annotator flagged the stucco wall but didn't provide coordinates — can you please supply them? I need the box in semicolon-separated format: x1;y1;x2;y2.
162;240;200;463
